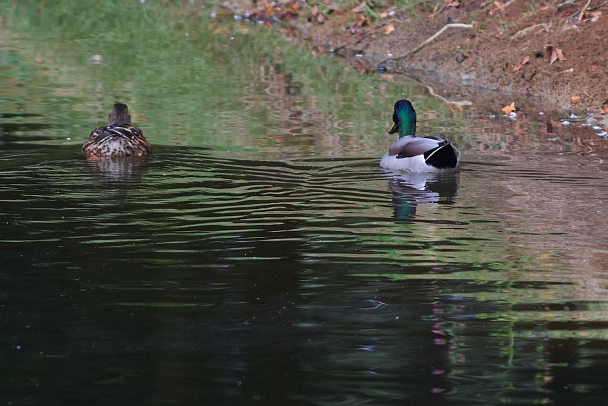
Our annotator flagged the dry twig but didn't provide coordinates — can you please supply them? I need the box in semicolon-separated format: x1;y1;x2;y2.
511;23;551;40
406;75;472;107
424;84;473;108
576;0;592;22
378;23;474;65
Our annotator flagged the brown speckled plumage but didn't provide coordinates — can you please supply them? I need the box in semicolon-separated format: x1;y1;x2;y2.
82;103;151;157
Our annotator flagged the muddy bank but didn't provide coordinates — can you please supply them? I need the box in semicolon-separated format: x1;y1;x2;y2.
221;0;608;116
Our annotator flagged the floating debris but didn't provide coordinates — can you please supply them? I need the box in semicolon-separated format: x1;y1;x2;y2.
88;55;105;64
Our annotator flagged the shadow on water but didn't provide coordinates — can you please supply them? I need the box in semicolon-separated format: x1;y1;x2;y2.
0;112;58;147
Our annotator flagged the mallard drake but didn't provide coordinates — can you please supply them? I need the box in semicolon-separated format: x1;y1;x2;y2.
380;99;460;173
82;103;151;157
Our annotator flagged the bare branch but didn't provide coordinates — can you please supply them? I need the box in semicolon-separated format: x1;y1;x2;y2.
378;23;474;65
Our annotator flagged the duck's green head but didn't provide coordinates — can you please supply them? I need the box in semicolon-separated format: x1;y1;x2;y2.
388;99;416;138
107;103;132;126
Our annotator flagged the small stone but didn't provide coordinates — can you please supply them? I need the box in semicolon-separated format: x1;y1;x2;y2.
376;65;387;74
586;116;600;126
570;106;586;117
455;53;466;63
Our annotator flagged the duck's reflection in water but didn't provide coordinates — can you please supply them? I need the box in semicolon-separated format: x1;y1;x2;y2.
84;156;148;182
383;170;460;221
83;156;149;198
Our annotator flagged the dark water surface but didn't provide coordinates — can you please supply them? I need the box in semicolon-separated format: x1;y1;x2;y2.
3;1;608;405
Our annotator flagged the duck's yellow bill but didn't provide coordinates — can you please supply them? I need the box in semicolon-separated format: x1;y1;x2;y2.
388;122;398;134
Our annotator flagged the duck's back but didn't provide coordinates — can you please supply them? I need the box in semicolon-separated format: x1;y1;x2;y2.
83;125;151;157
381;136;460;173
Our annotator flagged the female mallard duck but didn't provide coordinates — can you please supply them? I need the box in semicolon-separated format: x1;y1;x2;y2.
380;99;460;173
82;103;151;157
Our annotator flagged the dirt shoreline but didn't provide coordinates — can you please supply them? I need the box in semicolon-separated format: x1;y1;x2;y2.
223;0;608;117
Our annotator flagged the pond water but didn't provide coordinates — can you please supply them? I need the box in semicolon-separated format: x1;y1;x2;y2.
3;1;608;405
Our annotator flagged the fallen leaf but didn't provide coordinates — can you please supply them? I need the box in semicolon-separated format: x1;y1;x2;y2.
548;46;566;64
582;11;602;22
448;1;460;7
513;55;529;71
548;47;557;64
383;24;395;35
570;95;582;104
491;1;504;13
502;102;516;114
349;15;366;31
352;2;366;13
317;13;325;23
601;105;608;115
278;7;299;20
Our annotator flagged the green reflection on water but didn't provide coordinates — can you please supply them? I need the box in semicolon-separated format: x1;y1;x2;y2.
0;0;464;157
